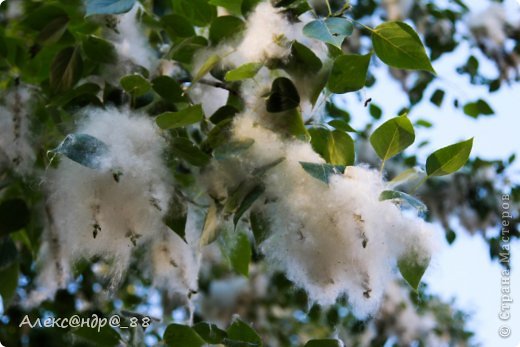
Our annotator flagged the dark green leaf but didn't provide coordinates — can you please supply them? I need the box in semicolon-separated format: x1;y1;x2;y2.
225;63;263;82
0;261;19;307
209;16;245;45
86;0;136;15
328;53;371;93
430;89;445;107
52;134;109;170
120;74;151;96
193;322;228;344
163;324;205;347
156;105;204;129
369;115;415;161
37;16;69;45
328;120;357;133
233;184;265;228
369;103;382;119
463;99;494;118
0;237;19;271
226;318;262;346
266;77;300;112
250;209;270;245
171;137;211;167
161;14;196;39
299;162;346;184
371;21;435;73
209;0;243;15
304;339;342;347
172;0;217;27
152;76;186;102
287;41;323;74
426;138;473;176
50;47;83;93
303;18;353;47
72;326;122;347
398;253;430;291
0;200;30;236
210;105;239;124
83;36;118;64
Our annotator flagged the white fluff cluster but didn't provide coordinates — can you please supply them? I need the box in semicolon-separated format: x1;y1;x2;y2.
468;4;508;46
382;0;414;21
0;87;36;175
31;108;198;303
202;114;438;318
110;5;156;71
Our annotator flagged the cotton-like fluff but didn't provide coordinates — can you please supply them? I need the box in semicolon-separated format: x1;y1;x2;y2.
109;4;156;71
150;204;202;298
382;0;414;21
33;108;172;303
468;4;508;47
0;87;36;175
224;115;438;318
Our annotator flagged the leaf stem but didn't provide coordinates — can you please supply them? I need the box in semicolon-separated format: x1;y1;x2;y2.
325;0;332;16
410;175;428;194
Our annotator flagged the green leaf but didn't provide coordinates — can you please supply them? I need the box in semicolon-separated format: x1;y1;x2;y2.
309;128;355;166
371;21;435;73
303;18;353;47
83;36;118;64
251;157;285;176
210;105;239;124
171;137;211;167
398;253;430;291
161;14;196;39
266;77;300;112
0;200;30;236
379;190;427;213
225;63;263;82
267;109;309;140
426;138;473;177
214;139;255;160
193;322;228;344
225;231;252;276
120;74;151;97
50;47;83;93
163;324;205;347
208;0;243;15
72;326;122;347
37;16;69;45
172;0;217;26
463;99;494;118
387;167;421;188
287;41;323;74
233;184;265;228
250;209;270;245
86;0;136;15
51;134;109;170
152;76;186;102
209;16;245;45
193;54;221;83
226;318;262;346
0;237;19;271
328;53;371;94
170;36;208;64
327;120;357;133
299;162;346;184
0;261;19;307
200;202;223;246
156;105;204;129
369;115;415;161
369;103;382;119
304;339;342;347
430;89;445;107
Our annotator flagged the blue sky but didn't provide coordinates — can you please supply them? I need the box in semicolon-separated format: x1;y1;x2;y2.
343;0;520;345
